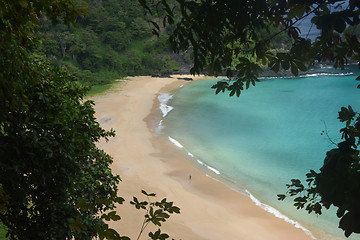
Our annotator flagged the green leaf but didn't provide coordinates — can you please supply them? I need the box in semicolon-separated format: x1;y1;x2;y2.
149;229;169;240
270;62;280;73
291;62;299;76
281;60;290;70
142;190;156;197
338;105;356;123
108;211;121;221
115;197;125;204
277;194;286;201
295;61;307;72
334;18;346;33
313;202;322;215
170;206;180;214
120;237;131;240
138;0;152;14
152;29;160;37
102;228;120;240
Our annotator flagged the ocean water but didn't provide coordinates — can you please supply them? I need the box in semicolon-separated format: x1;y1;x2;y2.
160;65;360;239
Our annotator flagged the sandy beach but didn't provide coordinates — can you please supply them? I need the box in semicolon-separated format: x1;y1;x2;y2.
93;75;313;240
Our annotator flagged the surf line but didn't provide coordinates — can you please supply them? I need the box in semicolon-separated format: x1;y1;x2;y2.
168;136;221;176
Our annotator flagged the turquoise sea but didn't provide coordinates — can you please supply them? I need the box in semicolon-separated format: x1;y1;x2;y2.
159;65;360;239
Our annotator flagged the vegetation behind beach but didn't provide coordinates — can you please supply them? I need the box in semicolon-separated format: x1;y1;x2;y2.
34;0;295;91
33;0;187;88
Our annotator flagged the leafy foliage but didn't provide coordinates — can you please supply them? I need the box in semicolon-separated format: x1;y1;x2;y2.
1;1;184;240
1;1;127;239
34;0;183;88
278;106;360;238
1;2;182;239
0;54;124;239
131;190;180;240
141;0;360;96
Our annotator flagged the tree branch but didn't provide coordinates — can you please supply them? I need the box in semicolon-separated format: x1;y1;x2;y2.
265;4;323;43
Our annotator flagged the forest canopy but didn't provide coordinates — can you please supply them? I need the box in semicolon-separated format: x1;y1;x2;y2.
0;1;181;239
34;0;186;87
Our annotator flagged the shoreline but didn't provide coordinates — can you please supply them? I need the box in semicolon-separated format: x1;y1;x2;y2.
93;75;314;240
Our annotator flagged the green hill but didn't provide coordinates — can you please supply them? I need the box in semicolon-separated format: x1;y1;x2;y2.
34;0;188;88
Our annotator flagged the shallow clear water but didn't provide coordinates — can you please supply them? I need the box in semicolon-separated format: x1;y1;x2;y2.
162;66;360;239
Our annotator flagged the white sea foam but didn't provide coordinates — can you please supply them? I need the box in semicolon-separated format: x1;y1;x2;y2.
156;119;164;133
260;72;353;80
168;136;221;175
168;136;184;148
301;72;353;78
245;190;316;239
158;93;174;117
206;165;221;175
319;64;334;69
196;159;221;175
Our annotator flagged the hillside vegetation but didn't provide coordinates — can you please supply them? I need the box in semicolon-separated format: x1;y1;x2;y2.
34;0;186;87
34;0;295;89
